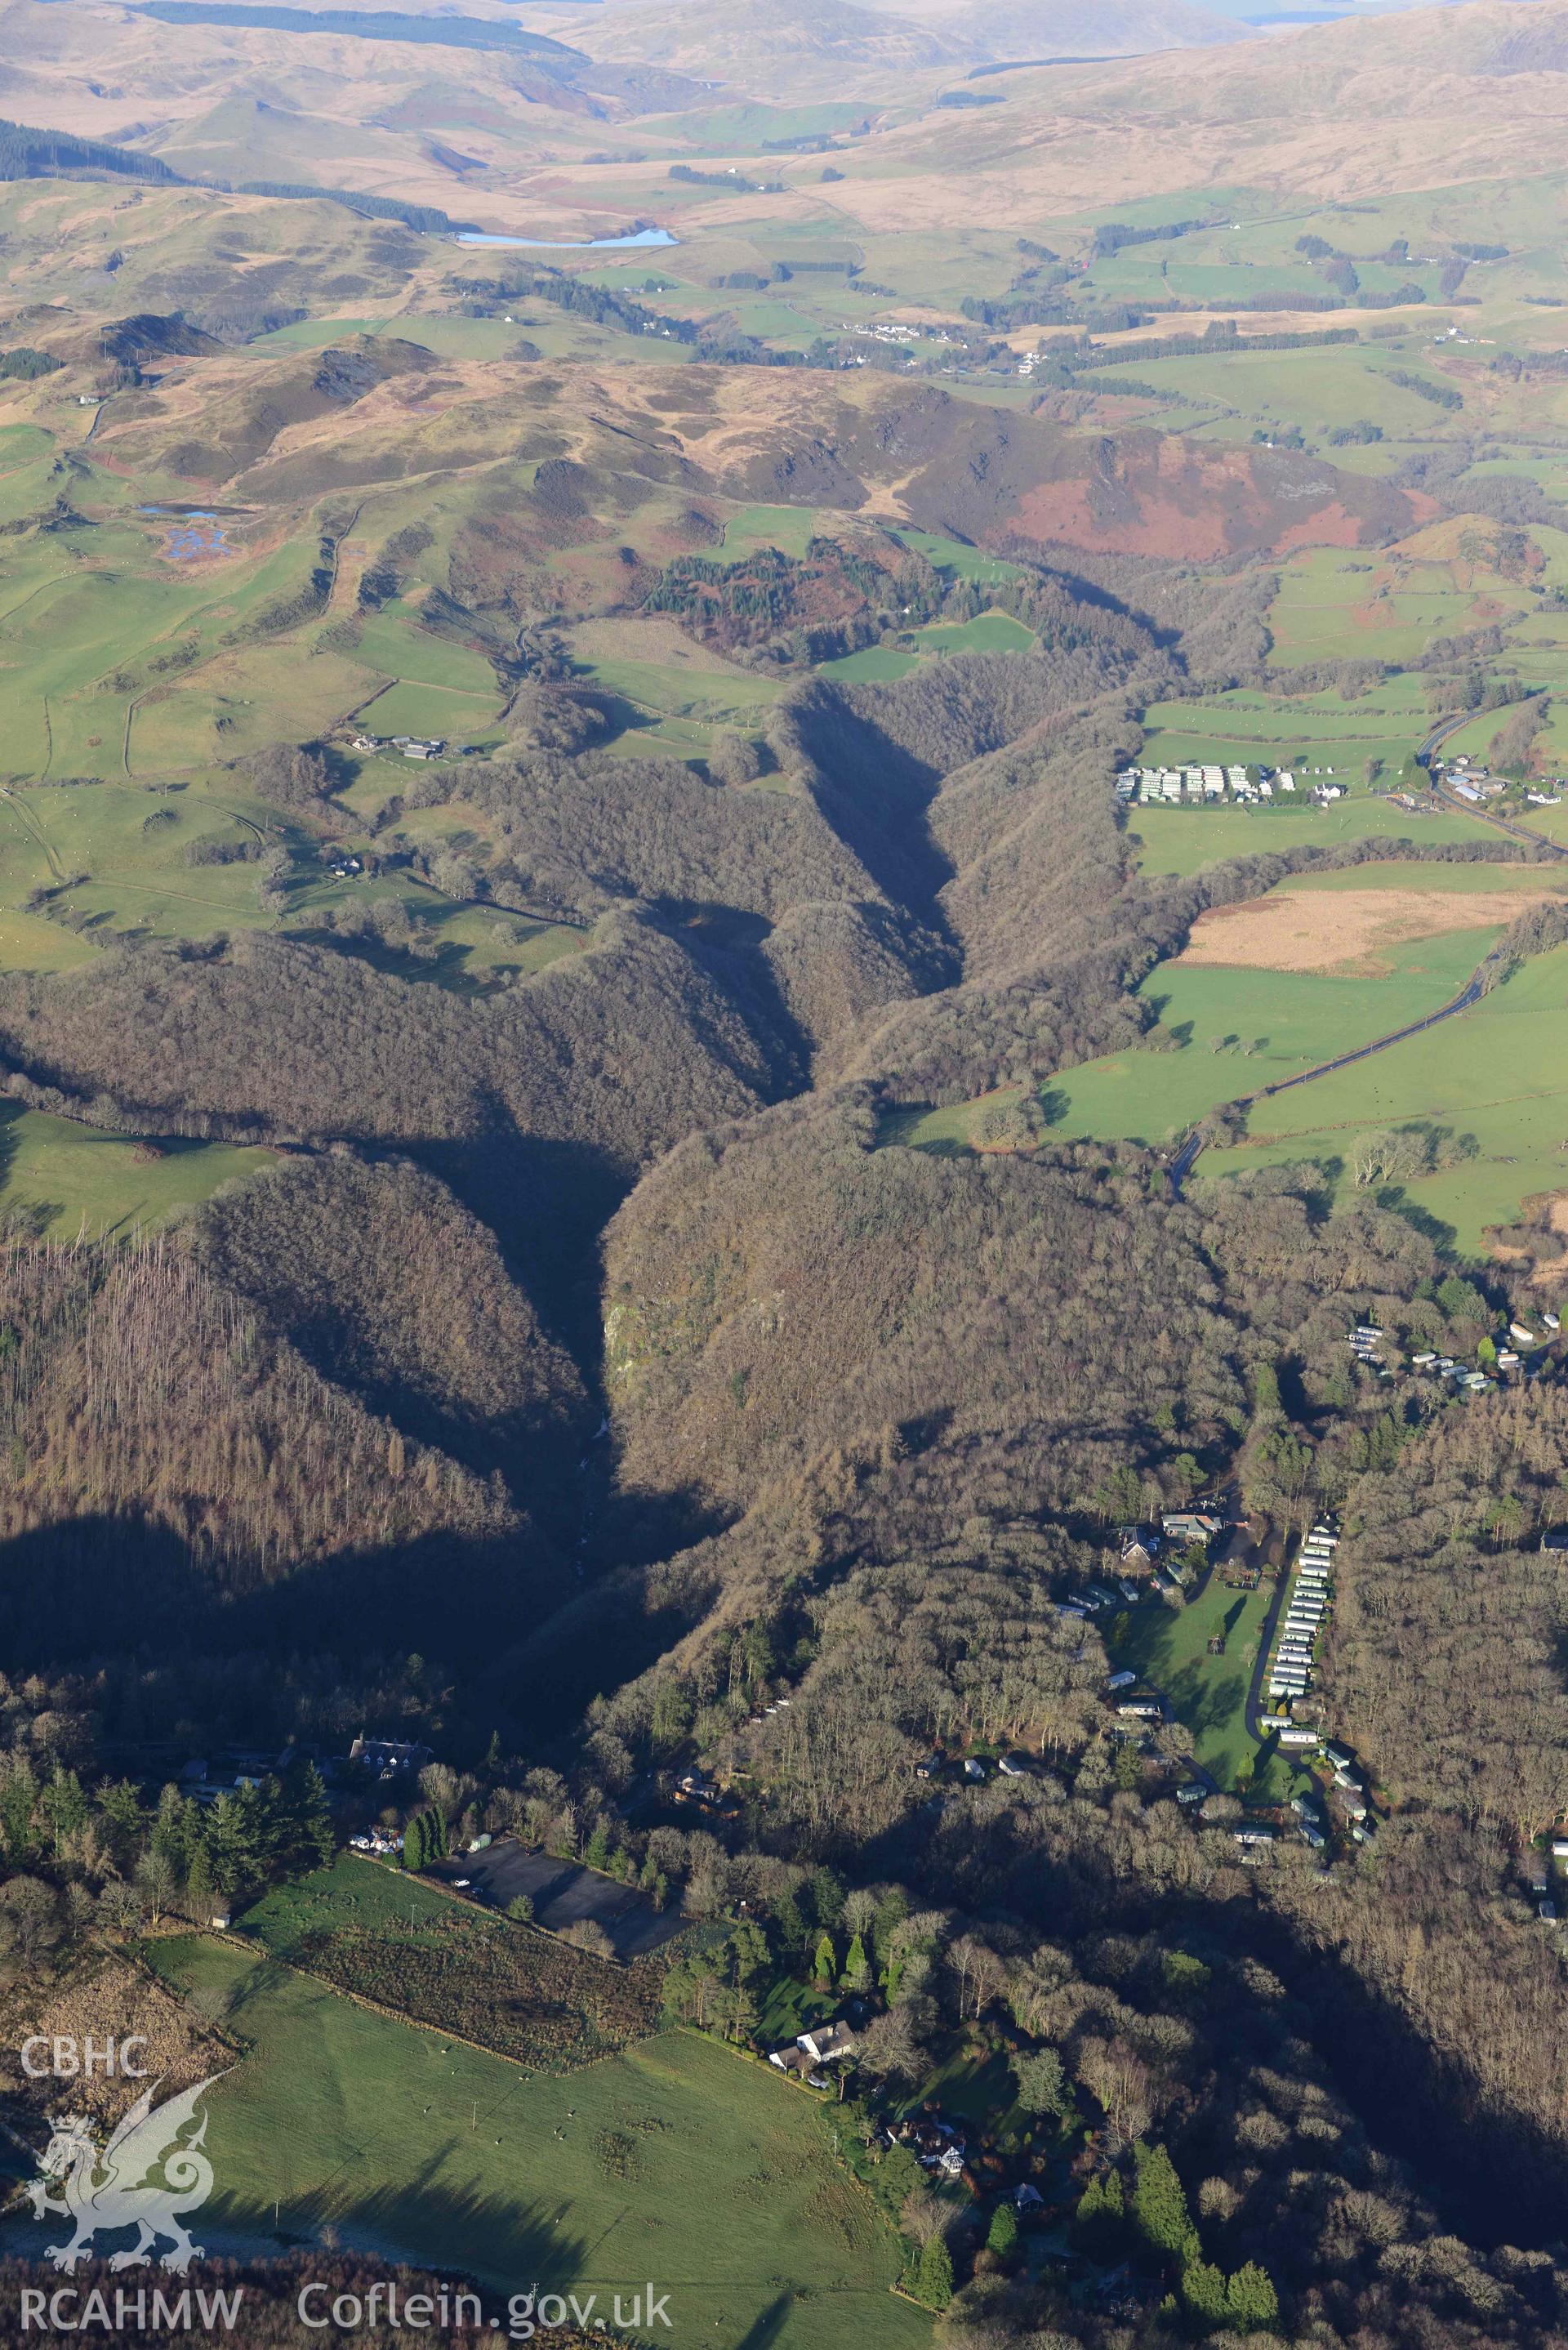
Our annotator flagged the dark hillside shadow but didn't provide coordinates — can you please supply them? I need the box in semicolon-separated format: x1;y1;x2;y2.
0;1504;718;1750
0;1514;570;1746
861;1801;1568;2258
784;686;957;924
412;1129;625;1384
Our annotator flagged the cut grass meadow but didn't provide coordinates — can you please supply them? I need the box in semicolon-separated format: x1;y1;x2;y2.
1036;925;1492;1146
1126;798;1496;876
1110;1572;1291;1800
141;1931;929;2350
0;1106;272;1241
889;916;1499;1154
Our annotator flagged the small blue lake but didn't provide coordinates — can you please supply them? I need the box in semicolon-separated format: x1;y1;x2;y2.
140;506;232;559
454;226;677;250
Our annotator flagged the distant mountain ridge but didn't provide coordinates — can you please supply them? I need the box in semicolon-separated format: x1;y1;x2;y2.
129;1;586;56
564;0;1249;78
851;0;1249;54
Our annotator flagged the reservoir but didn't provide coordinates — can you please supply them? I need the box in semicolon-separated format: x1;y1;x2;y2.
454;226;677;250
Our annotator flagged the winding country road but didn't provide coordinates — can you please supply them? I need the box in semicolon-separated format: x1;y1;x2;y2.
1167;959;1490;1194
1418;711;1568;861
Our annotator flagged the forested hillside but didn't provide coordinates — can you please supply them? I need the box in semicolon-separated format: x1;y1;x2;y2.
11;0;1568;2335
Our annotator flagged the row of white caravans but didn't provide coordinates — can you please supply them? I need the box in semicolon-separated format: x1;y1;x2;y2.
1267;1523;1338;1703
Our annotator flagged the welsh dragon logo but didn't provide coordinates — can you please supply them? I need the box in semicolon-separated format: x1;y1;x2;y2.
26;2073;229;2273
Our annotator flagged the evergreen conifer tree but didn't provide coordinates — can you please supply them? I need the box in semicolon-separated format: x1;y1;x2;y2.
917;2234;953;2311
1131;2143;1200;2269
842;1931;871;1991
987;2203;1019;2263
1227;2262;1281;2332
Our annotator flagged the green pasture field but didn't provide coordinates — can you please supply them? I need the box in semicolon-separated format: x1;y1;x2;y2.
1526;701;1568;764
1058;187;1260;239
350;606;500;698
890;529;1023;586
1121;260;1330;306
238;1851;466;1948
0;463;523;783
0;511;357;780
1285;858;1568;899
0;901;95;974
568;265;687;297
127;646;381;777
1199;941;1568;1254
1293;435;1418;479
1498;641;1568;698
1515;521;1568;590
706;295;831;341
0;777;575;992
0;1104;273;1240
1141;730;1414;777
1432;698;1568;769
817;645;918;682
0;778;286;939
360;316;537;363
259;305;662;370
287;876;583;988
719;504;826;559
1126;798;1494;876
0;422;56;475
759;228;1008;320
818;613;1033;683
249;315;398;350
145;1933;927;2350
644;100;868;149
599;718;712;759
1265;546;1526;668
352;681;503;741
1101;346;1457;436
568;650;785;729
1469;453;1568;504
1111;1571;1290;1799
1517;797;1568;845
911;612;1034;655
1139;677;1432;777
1147;678;1431;734
891;926;1497;1157
1037;928;1494;1146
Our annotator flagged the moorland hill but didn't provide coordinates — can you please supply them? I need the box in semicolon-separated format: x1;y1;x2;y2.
817;0;1568;227
65;341;1428;558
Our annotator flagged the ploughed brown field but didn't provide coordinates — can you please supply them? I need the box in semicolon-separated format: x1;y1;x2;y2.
1176;882;1568;975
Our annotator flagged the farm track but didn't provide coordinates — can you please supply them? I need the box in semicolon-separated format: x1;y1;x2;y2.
0;783;65;883
1167;959;1490;1194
